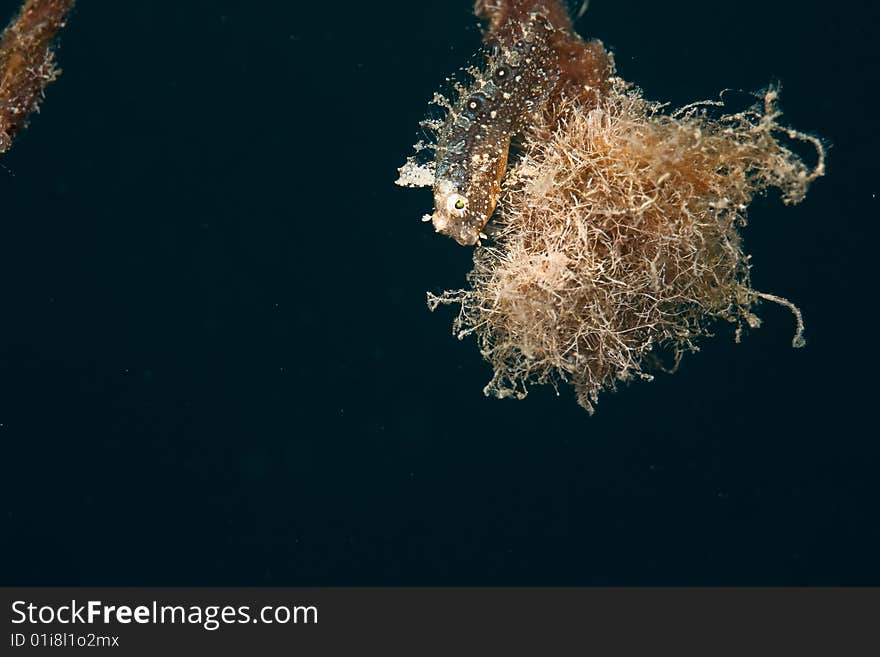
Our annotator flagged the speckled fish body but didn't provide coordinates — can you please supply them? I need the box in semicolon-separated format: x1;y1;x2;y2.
431;13;559;245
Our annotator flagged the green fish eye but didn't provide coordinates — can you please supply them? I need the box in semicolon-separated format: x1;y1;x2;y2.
455;200;465;210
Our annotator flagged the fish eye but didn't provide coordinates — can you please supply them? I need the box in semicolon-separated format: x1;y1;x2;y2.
446;193;468;215
494;65;510;80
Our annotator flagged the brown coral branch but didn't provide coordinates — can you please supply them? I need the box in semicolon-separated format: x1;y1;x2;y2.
0;0;75;154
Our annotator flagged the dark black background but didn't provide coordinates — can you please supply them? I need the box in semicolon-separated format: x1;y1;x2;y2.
0;0;876;584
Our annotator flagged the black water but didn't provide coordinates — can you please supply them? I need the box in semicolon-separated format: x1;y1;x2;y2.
0;0;877;584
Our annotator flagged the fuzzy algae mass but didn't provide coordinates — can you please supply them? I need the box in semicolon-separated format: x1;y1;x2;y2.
428;83;824;412
399;1;825;413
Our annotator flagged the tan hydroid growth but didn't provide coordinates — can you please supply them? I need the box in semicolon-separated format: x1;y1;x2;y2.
429;81;824;413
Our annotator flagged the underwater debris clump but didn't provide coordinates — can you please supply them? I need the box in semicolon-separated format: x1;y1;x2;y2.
428;82;824;412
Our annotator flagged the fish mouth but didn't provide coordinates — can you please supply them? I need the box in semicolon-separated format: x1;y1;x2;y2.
432;212;480;246
452;229;480;246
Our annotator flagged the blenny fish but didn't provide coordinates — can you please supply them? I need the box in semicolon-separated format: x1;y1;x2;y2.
431;13;560;245
397;12;561;245
397;1;614;245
